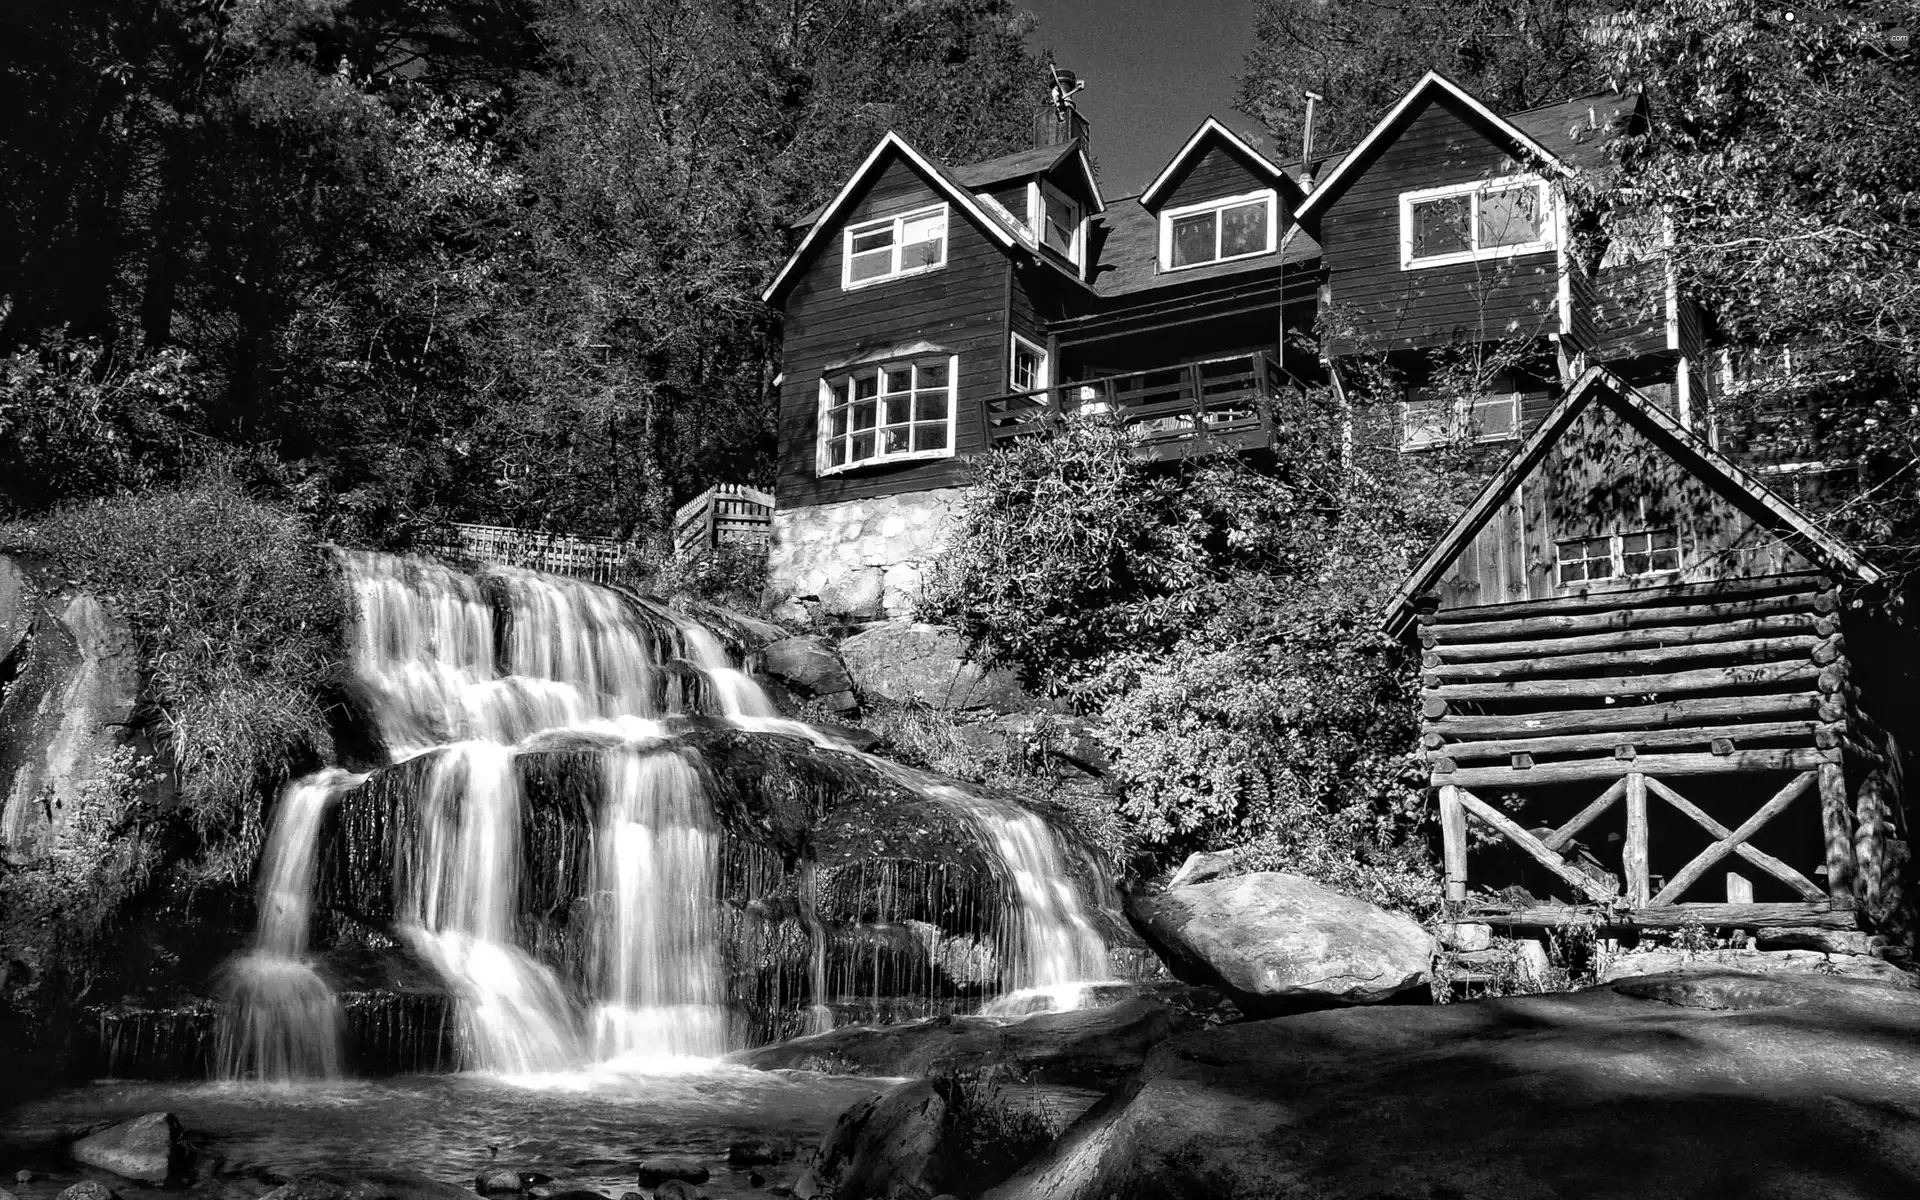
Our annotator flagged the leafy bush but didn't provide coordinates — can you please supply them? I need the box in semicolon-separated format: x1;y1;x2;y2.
0;476;348;883
922;393;1469;908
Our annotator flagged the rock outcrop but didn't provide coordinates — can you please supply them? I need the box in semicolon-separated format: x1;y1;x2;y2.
837;622;1025;712
1127;872;1433;1012
989;972;1920;1200
1598;945;1916;988
758;635;857;713
812;1080;948;1200
730;995;1199;1088
260;1170;477;1200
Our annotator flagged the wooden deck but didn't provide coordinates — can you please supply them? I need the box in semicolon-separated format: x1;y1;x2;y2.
983;351;1287;461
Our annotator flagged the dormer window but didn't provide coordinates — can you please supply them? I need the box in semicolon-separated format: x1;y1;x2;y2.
843;204;948;289
1400;175;1553;269
1159;190;1276;271
1038;182;1084;266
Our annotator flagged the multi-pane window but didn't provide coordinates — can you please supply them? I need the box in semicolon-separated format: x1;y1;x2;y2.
842;205;948;288
1556;528;1680;586
1400;175;1553;268
1010;336;1048;392
1400;391;1521;450
1039;183;1083;265
1160;190;1276;270
819;357;956;471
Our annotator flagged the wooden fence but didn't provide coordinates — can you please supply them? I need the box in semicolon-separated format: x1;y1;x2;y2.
673;484;774;555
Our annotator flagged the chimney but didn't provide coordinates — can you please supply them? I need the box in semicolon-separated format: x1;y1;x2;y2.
1034;65;1091;148
1299;90;1324;190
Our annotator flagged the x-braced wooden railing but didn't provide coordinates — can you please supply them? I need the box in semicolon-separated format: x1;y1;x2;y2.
1440;765;1839;912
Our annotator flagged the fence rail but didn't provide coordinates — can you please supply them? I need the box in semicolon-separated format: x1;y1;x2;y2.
983;352;1287;461
428;522;632;582
673;484;775;555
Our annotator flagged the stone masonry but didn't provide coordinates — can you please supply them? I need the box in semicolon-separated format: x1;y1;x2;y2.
768;487;965;621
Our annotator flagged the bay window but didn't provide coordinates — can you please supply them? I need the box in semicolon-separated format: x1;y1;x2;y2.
819;356;957;472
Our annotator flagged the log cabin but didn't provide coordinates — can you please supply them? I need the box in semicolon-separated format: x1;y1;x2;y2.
1383;366;1911;935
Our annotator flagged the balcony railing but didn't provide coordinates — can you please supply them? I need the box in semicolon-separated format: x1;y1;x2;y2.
984;352;1289;460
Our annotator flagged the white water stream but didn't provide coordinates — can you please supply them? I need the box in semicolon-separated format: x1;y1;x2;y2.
218;550;1109;1080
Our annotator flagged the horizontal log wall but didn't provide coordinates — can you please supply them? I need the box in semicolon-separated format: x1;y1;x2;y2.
1420;575;1850;787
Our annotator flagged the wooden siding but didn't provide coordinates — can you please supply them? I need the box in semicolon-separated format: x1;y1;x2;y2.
1155;141;1278;212
777;156;1012;508
1437;398;1815;609
1318;94;1560;354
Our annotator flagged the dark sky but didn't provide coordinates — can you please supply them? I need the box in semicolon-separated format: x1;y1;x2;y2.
1021;0;1277;197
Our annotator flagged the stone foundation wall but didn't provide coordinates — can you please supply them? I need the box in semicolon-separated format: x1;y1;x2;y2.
768;487;967;621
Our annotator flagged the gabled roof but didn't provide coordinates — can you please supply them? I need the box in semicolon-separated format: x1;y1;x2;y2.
1381;366;1883;637
952;141;1105;212
1295;71;1569;222
763;132;1027;304
1508;90;1644;173
1139;117;1305;212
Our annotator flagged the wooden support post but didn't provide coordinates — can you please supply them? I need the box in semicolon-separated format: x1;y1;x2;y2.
1439;785;1468;903
1624;772;1650;906
1854;771;1891;914
1818;760;1856;901
1726;873;1754;904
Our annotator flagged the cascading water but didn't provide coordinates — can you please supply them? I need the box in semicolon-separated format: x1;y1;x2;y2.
220;548;1115;1081
217;768;363;1080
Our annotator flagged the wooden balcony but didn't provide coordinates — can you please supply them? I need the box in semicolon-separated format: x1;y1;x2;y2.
984;352;1289;461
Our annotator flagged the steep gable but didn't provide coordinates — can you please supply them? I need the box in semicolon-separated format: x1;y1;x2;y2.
1141;117;1303;213
1384;368;1882;635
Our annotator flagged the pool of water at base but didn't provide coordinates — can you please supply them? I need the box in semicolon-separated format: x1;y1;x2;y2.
1;1067;963;1198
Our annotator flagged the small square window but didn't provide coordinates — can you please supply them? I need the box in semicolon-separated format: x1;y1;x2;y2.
1557;535;1616;585
1010;336;1048;394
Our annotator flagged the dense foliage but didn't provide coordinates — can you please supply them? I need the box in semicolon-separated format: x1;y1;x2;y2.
0;478;347;881
924;394;1474;908
0;0;1044;537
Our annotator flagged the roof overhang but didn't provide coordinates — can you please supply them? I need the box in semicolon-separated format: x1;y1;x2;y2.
1140;116;1304;212
1296;70;1569;222
1380;365;1884;638
761;132;1023;305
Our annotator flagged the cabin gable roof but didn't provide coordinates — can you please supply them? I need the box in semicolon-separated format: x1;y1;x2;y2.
1295;71;1568;222
1140;117;1304;212
763;133;1029;305
952;141;1105;213
1382;366;1884;637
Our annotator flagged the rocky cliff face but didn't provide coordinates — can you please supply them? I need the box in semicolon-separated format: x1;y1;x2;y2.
0;555;143;859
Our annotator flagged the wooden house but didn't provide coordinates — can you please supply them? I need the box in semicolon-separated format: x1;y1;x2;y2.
1384;367;1909;934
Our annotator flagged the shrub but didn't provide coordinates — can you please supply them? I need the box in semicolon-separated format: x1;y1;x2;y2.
0;476;348;883
922;391;1472;907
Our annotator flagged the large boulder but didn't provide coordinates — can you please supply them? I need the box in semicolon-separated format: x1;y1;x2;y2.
759;636;854;704
989;972;1920;1200
68;1111;189;1184
836;622;1026;712
813;1079;948;1200
1127;872;1433;1012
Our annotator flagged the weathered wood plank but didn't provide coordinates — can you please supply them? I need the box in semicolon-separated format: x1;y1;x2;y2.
1541;778;1628;852
1423;692;1822;737
1453;788;1616;903
1434;748;1832;788
1423;635;1819;680
1461;900;1857;930
1819;760;1855;901
1439;785;1468;903
1426;588;1824;643
1424;574;1830;627
1646;772;1822;902
1624;772;1651;906
1422;613;1831;658
1430;660;1821;701
1436;720;1823;762
1726;873;1754;904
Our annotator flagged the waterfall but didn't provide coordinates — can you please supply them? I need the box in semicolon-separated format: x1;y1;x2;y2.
221;549;1115;1081
217;768;363;1080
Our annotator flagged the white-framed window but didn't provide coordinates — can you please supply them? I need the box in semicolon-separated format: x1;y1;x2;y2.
842;204;948;289
818;355;958;472
1158;189;1277;271
1399;390;1521;451
1010;335;1049;393
1399;174;1554;269
1556;528;1680;587
1035;181;1085;267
